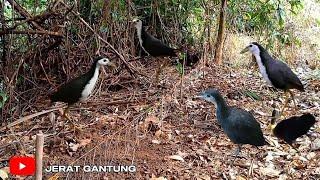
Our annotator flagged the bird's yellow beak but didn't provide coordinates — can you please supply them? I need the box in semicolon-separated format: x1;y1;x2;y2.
240;46;249;54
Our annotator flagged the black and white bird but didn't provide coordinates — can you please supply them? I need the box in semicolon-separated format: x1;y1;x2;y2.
132;18;178;57
132;18;200;82
270;109;316;145
50;56;115;119
241;42;304;114
197;89;266;160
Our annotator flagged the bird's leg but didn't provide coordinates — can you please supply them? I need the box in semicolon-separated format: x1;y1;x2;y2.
289;143;299;152
63;106;71;120
280;91;289;117
288;90;298;111
155;58;162;84
63;106;83;131
231;144;242;165
234;144;241;157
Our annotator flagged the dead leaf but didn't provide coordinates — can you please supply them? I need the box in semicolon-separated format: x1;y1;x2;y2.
155;130;163;138
69;142;79;152
196;174;211;180
0;169;8;180
150;174;167;180
79;138;91;147
259;164;281;177
236;175;247;180
48;173;61;180
152;139;161;144
145;115;159;124
291;159;306;169
168;155;184;162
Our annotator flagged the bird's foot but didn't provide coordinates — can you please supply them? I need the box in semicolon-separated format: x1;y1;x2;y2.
63;114;84;132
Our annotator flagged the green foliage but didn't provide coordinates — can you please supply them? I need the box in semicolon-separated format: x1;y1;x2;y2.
228;0;304;48
175;62;184;75
0;0;307;59
0;91;8;109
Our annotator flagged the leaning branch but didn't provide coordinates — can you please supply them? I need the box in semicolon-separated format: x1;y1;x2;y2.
6;0;45;31
59;1;144;77
0;30;63;37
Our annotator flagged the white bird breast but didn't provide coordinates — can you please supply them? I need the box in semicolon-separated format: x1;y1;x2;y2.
254;55;273;86
80;66;100;101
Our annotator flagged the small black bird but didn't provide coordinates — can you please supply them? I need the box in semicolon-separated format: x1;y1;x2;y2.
270;109;316;145
241;42;304;114
197;89;266;157
178;51;201;67
50;56;115;119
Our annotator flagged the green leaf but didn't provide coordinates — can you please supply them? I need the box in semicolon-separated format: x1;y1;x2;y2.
175;62;184;75
0;92;8;109
243;90;262;101
316;18;320;26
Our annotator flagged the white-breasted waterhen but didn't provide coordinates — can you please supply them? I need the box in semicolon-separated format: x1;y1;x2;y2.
132;18;180;82
270;109;316;145
50;56;115;120
241;42;304;115
197;89;266;162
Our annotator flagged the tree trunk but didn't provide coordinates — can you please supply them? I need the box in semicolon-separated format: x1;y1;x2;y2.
214;0;227;64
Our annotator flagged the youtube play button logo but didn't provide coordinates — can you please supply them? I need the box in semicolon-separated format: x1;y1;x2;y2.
9;156;35;176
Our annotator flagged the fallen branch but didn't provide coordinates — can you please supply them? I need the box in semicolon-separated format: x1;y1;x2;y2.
0;30;63;37
0;107;63;131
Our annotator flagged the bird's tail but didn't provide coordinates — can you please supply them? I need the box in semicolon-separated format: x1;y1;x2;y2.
301;113;316;126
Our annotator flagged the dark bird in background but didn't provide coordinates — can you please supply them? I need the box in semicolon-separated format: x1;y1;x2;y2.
132;18;200;81
50;56;116;120
241;42;304;115
177;50;201;67
197;89;266;160
270;109;316;145
132;18;178;57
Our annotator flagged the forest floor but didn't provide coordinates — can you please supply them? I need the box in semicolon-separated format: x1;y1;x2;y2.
0;58;319;179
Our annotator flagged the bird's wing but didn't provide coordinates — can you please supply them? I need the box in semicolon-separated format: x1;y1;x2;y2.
143;32;176;56
267;60;303;90
225;108;265;145
50;73;90;103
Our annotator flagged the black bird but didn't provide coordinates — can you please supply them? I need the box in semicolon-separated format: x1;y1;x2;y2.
132;18;178;57
132;18;178;82
241;42;304;114
197;89;266;158
50;56;115;119
178;50;201;67
270;109;316;145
